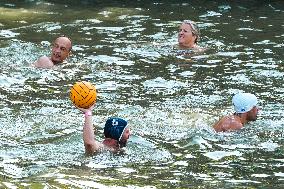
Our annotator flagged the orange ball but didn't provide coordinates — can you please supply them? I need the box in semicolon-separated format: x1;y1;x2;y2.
70;81;97;109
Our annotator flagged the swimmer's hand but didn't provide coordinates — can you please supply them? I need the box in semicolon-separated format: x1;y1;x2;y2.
76;104;95;114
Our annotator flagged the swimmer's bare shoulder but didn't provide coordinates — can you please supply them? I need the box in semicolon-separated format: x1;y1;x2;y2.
213;115;243;132
33;56;54;69
88;140;123;154
195;46;207;53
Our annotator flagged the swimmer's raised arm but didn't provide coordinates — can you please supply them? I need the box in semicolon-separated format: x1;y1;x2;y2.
77;105;103;154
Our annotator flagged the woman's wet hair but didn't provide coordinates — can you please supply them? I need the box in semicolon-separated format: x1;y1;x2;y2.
183;20;200;44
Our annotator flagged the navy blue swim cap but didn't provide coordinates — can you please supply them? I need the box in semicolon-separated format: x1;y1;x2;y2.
104;117;128;141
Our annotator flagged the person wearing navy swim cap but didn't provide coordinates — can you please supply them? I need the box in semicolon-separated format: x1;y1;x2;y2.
77;105;131;154
213;92;260;132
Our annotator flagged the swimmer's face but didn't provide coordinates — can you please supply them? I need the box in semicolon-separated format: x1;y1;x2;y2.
51;37;72;64
178;23;197;48
248;106;259;121
119;127;131;147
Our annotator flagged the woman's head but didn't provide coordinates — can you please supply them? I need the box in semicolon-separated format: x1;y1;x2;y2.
178;20;200;48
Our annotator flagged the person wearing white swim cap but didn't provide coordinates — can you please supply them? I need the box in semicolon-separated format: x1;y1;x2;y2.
213;92;260;132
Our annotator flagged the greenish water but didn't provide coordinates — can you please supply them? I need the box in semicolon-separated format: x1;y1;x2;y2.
0;0;284;188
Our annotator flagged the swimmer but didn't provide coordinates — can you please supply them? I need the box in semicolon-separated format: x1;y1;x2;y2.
33;36;72;69
78;105;131;154
213;93;260;132
178;20;200;49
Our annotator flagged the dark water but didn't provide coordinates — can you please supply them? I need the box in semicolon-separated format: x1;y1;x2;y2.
0;0;284;188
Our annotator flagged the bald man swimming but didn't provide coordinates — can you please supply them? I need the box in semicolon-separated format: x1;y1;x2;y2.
34;36;72;69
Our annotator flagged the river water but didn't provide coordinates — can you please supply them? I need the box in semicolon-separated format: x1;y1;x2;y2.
0;0;284;188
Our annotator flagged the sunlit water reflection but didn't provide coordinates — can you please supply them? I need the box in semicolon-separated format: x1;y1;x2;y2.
0;0;284;188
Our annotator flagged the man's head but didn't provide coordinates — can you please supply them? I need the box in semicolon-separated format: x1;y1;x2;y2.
50;36;72;64
232;93;259;121
104;117;130;147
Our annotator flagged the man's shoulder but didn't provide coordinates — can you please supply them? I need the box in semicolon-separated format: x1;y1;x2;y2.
213;115;243;132
33;56;54;69
216;115;233;124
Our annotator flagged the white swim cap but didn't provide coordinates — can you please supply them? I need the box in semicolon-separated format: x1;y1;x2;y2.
232;93;258;113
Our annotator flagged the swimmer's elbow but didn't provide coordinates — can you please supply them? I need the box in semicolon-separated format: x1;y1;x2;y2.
213;122;223;132
84;146;93;155
84;140;99;154
213;126;223;132
84;142;96;154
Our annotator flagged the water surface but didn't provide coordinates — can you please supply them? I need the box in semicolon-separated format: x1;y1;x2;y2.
0;0;284;188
